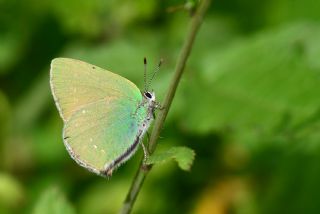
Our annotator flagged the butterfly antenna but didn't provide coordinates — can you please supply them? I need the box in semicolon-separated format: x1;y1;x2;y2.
147;58;163;90
144;57;148;92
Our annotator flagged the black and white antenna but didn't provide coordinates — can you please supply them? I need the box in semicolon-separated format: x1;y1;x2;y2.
144;58;163;92
144;57;148;92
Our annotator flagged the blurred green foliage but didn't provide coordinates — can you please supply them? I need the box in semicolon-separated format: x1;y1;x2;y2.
32;187;75;214
1;0;320;213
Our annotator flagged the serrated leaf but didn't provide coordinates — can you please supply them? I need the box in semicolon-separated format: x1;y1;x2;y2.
146;146;195;171
32;187;75;214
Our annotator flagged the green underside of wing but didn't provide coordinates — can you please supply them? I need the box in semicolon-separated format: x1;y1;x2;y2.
64;97;148;171
50;58;149;172
50;58;142;121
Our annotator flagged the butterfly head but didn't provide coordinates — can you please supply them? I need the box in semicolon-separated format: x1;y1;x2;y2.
143;91;156;102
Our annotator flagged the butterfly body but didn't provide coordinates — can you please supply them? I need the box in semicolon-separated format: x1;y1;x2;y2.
50;58;157;177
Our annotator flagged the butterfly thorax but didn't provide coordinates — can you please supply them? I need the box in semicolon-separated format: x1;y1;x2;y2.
135;91;156;132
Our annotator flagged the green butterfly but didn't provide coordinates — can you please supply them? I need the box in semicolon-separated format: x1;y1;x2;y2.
50;58;161;176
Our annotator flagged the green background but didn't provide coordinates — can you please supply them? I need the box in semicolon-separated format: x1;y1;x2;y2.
1;0;320;213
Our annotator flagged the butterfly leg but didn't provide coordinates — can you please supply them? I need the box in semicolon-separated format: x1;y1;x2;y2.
154;101;164;110
146;131;150;142
141;141;149;164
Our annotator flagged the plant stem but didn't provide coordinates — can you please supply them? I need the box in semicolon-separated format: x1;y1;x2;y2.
119;1;211;213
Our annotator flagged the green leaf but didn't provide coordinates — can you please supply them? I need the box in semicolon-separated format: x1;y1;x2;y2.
32;187;75;214
146;146;195;171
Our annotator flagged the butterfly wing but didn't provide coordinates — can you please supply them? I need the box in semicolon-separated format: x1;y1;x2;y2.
50;58;141;122
63;97;147;175
50;58;145;175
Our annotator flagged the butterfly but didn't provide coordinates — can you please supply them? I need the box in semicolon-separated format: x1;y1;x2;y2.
50;58;161;176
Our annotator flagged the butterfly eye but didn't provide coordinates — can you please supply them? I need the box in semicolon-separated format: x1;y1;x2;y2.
145;92;152;99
